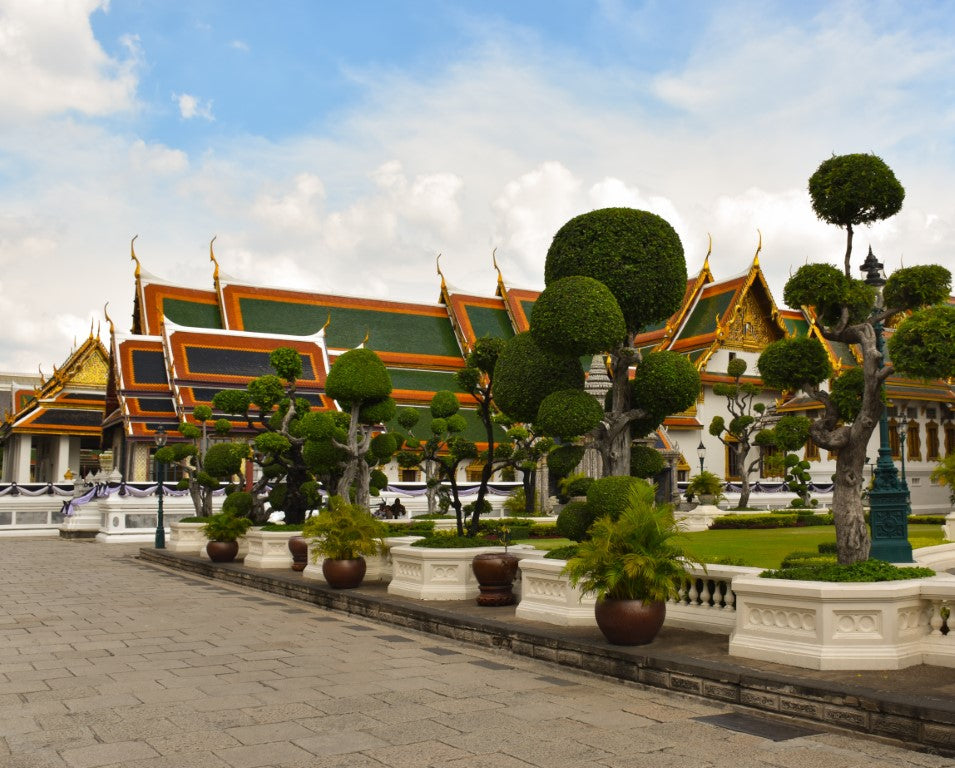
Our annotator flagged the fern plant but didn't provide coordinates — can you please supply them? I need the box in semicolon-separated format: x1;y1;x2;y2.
563;481;702;602
302;495;387;560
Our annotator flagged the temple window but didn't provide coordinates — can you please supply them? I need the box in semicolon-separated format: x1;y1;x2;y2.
907;420;922;462
805;437;820;462
926;423;940;461
889;420;900;459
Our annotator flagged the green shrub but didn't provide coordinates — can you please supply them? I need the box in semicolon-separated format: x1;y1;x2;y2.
761;560;935;582
709;513;834;529
630;444;664;479
260;523;304;532
383;521;435;537
528;523;559;538
587;475;646;518
555;500;596;542
779;551;837;569
410;533;499;548
544;544;580;560
547;444;586;479
178;516;206;523
202;511;253;542
558;473;594;502
817;542;839;554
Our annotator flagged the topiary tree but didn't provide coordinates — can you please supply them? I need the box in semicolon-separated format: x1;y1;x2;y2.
808;153;904;277
394;391;476;532
756;415;813;507
494;208;700;479
707;358;776;509
324;348;397;508
759;153;955;563
208;347;326;524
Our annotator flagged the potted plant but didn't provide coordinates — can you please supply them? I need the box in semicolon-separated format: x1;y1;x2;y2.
302;495;388;588
685;470;724;505
471;525;519;606
202;511;253;563
563;481;702;645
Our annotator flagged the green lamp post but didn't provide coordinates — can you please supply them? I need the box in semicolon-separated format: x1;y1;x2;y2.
154;426;167;549
861;247;913;563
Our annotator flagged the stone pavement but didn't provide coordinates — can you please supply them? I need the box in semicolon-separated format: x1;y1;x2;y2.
1;539;953;768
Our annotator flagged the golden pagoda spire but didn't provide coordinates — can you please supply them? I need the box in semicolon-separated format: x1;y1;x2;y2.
130;235;141;278
492;247;505;292
103;303;115;337
209;235;219;284
436;253;447;293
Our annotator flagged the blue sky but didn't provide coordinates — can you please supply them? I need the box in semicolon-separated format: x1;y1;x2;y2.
0;0;953;372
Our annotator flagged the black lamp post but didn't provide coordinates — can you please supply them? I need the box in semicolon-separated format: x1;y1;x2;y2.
861;247;912;562
154;426;167;549
697;441;706;475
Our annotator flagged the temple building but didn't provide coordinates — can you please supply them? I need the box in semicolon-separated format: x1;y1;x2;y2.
2;236;952;514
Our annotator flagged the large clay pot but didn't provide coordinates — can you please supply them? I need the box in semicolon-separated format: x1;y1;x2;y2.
288;535;309;572
322;558;367;589
472;552;519;606
206;540;239;563
594;598;666;645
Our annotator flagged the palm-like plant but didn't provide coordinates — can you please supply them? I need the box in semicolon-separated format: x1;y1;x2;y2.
563;481;701;602
302;495;387;560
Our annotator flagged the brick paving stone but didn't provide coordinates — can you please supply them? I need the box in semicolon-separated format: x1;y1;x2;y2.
0;540;950;768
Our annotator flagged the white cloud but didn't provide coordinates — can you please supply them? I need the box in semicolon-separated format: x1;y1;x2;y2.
230;39;249;52
0;0;138;120
175;92;214;121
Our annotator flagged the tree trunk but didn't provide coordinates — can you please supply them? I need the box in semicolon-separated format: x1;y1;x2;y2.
831;441;870;564
424;460;438;515
522;469;536;514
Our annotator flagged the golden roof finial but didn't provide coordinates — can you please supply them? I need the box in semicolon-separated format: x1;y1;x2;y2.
130;235;141;278
38;364;44;383
754;229;762;267
436;253;447;293
104;303;115;337
360;329;370;347
492;247;504;287
96;320;101;339
209;235;219;281
703;233;712;273
320;311;332;334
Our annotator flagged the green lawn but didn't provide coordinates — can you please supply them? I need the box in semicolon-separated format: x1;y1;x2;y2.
518;524;946;570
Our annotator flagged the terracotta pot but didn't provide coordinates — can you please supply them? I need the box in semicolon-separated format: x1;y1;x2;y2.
594;598;666;645
472;552;519;606
288;535;309;571
322;558;367;589
206;540;239;563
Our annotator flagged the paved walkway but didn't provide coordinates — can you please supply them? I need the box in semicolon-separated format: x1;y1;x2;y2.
1;539;952;768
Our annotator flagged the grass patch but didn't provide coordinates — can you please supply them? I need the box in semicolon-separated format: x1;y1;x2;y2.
520;524;945;569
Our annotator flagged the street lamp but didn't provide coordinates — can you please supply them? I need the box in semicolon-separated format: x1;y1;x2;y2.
697;441;706;475
860;247;912;562
898;410;909;484
154;426;167;549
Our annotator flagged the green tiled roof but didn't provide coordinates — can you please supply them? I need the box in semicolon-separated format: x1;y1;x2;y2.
782;316;810;337
387;368;465;394
680;291;735;339
466;306;514;339
386;406;506;444
830;341;857;366
163;298;223;329
238;298;461;357
520;299;536;319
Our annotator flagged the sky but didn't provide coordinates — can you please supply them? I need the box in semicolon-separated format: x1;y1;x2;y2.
1;0;954;373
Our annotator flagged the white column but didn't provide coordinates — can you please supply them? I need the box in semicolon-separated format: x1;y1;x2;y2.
52;435;71;481
14;434;32;483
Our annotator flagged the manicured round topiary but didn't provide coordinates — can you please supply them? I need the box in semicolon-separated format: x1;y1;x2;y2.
630;445;664;479
203;442;247;478
359;396;397;425
536;388;604;440
531;276;626;356
430;390;459;418
757;336;832;392
631;351;700;420
808;153;904;231
555;500;597;542
325;348;392;406
783;264;874;326
544;208;687;333
830;367;868;423
586;475;647;519
222;491;253;517
883;265;952;311
887;305;955;380
370;433;397;461
269;346;304;382
547;444;586;479
493;332;584;423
